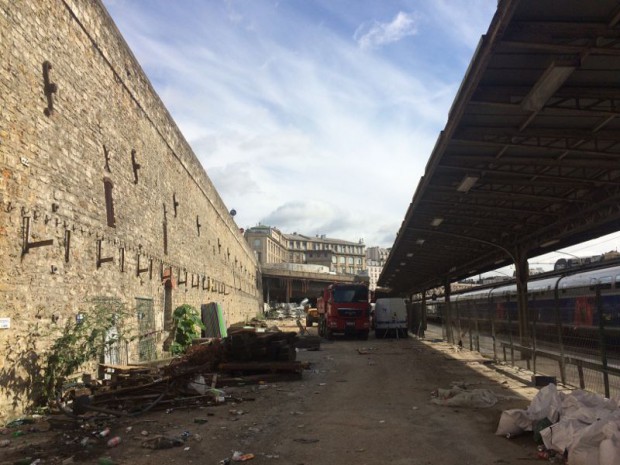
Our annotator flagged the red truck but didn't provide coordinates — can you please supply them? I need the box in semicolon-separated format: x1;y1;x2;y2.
317;283;370;340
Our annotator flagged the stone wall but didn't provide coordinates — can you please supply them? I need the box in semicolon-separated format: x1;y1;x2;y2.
0;0;261;421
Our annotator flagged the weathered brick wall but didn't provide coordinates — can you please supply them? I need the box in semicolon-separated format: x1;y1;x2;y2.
0;0;261;420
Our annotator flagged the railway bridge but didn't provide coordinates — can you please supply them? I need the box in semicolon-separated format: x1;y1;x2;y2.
260;264;361;304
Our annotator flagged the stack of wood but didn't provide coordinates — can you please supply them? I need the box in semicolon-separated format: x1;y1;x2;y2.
225;327;298;362
219;327;302;376
57;326;306;417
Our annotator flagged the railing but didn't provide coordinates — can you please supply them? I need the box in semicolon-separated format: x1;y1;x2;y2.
423;284;620;398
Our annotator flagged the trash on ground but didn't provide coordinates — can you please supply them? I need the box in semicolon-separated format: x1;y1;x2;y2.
46;324;303;420
97;457;115;465
495;383;620;465
232;451;255;461
431;382;498;408
141;435;185;449
106;436;121;447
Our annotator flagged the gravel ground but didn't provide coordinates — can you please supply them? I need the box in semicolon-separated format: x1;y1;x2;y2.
1;323;544;465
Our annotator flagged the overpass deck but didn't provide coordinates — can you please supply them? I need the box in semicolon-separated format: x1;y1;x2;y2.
261;264;359;303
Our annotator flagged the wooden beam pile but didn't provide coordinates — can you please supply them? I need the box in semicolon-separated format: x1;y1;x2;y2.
56;327;305;417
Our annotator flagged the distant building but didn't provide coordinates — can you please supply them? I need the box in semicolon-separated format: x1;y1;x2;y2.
366;246;390;263
285;232;366;275
244;225;288;265
365;246;390;291
367;259;383;292
244;226;366;276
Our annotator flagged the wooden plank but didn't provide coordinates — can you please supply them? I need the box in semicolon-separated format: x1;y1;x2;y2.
99;363;152;373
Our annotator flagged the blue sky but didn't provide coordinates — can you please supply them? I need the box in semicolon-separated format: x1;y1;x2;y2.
102;0;497;248
102;0;620;267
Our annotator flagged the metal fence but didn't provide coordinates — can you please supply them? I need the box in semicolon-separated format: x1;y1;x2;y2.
90;296;129;367
136;298;157;362
421;284;620;399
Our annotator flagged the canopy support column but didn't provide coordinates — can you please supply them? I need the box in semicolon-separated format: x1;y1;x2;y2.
444;277;453;344
514;246;530;346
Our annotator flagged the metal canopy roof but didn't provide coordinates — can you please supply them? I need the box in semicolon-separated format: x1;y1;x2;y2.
380;0;620;295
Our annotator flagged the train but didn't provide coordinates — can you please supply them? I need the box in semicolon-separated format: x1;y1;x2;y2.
421;261;620;343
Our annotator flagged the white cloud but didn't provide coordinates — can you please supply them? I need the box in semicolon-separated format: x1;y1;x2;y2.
354;11;420;50
102;0;497;247
261;200;366;242
102;2;620;266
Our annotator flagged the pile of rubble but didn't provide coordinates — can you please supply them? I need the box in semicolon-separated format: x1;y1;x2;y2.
56;324;307;418
0;322;323;464
264;298;313;320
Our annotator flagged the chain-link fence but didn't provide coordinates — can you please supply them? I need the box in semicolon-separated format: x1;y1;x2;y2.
419;281;620;398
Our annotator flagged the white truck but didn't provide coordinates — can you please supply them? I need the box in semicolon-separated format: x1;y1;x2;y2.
374;298;408;338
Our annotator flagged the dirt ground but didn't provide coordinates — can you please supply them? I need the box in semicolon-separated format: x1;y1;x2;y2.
1;322;546;465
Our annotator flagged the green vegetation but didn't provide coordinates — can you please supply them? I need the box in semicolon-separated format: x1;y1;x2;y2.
170;304;204;355
42;299;133;403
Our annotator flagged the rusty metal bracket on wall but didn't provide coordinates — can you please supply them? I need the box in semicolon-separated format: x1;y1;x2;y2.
136;253;151;277
119;247;125;272
21;216;54;255
173;194;179;217
103;145;111;172
131;149;140;184
162;204;168;255
42;61;57;116
64;230;71;262
96;239;114;268
177;268;187;286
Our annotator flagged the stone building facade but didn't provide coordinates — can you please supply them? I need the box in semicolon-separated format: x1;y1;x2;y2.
244;225;288;265
0;0;261;420
366;246;390;264
291;233;366;275
366;246;390;291
245;226;366;276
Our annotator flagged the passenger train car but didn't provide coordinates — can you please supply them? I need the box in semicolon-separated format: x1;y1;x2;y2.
423;262;620;341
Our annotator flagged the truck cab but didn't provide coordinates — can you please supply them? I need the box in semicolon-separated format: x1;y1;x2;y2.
317;283;370;340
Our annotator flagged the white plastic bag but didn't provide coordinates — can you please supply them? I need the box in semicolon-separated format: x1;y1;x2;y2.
541;418;588;454
495;409;531;436
568;411;620;465
562;389;617;424
432;388;498;408
599;421;620;465
189;375;207;394
527;383;562;423
496;383;561;437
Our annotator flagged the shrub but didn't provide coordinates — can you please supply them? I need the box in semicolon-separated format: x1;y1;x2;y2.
170;304;204;355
